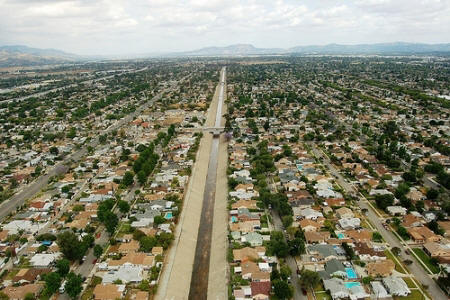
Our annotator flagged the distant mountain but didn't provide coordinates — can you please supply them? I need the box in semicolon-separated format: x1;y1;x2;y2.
288;42;450;54
0;45;81;67
1;42;449;67
174;42;450;56
179;44;284;56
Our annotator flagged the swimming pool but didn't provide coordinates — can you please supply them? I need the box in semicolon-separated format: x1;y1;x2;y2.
164;212;173;219
337;233;345;239
344;282;361;288
345;268;358;279
231;216;237;223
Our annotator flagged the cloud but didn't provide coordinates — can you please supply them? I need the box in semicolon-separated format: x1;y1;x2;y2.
0;0;448;55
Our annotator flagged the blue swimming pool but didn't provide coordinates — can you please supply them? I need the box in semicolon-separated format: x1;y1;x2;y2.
345;268;357;279
344;282;361;288
231;216;237;223
164;212;173;219
337;233;345;239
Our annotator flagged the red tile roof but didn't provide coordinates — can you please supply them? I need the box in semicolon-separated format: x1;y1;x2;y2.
251;281;271;296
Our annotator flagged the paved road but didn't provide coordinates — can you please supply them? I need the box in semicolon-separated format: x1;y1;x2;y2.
309;101;443;192
267;176;306;300
2;67;148;104
0;75;187;222
58;178;141;300
270;211;307;300
309;144;447;300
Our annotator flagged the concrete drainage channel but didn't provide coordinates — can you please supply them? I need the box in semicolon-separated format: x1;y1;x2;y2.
188;67;226;300
188;137;220;299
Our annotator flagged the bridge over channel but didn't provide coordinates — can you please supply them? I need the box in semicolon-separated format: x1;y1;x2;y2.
179;126;225;136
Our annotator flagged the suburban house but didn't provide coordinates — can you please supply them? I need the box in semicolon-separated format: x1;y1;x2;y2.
407;226;441;244
382;276;411;297
366;259;395;277
423;242;450;263
305;231;331;244
354;242;386;261
338;218;361;230
93;284;126;300
335;207;354;219
323;277;369;300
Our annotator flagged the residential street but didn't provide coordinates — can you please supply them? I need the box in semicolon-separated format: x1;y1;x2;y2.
270;211;307;300
309;144;447;300
3;67;149;104
0;76;187;222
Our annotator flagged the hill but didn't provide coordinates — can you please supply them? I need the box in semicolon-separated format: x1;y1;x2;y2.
0;45;80;67
175;42;450;56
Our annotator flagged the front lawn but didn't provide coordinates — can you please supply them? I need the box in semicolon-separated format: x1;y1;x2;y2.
384;250;406;273
412;248;439;274
314;291;332;300
403;277;416;288
313;282;325;292
394;289;425;300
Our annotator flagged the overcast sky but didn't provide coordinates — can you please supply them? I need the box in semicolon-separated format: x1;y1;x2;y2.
0;0;449;55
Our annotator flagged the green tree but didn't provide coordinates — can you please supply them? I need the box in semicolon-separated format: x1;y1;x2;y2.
394;183;410;199
133;229;146;241
372;232;383;242
57;231;83;261
44;272;61;294
288;237;305;256
391;247;401;256
397;226;410;240
273;280;293;299
56;259;70;277
282;215;293;228
156;232;174;249
122;171;134;186
428;220;444;235
118;200;130;213
82;234;94;248
50;146;59;156
280;265;291;281
426;189;439;200
65;272;83;299
375;194;394;211
94;244;103;258
298;269;320;290
137;170;147;185
154;215;166;226
66;127;76;139
99;134;107;144
140;236;157;252
103;211;118;234
267;231;289;258
362;276;373;284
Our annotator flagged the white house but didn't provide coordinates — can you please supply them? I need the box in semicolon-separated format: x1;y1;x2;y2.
30;253;60;268
338;218;361;230
382;276;411;297
387;206;407;216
